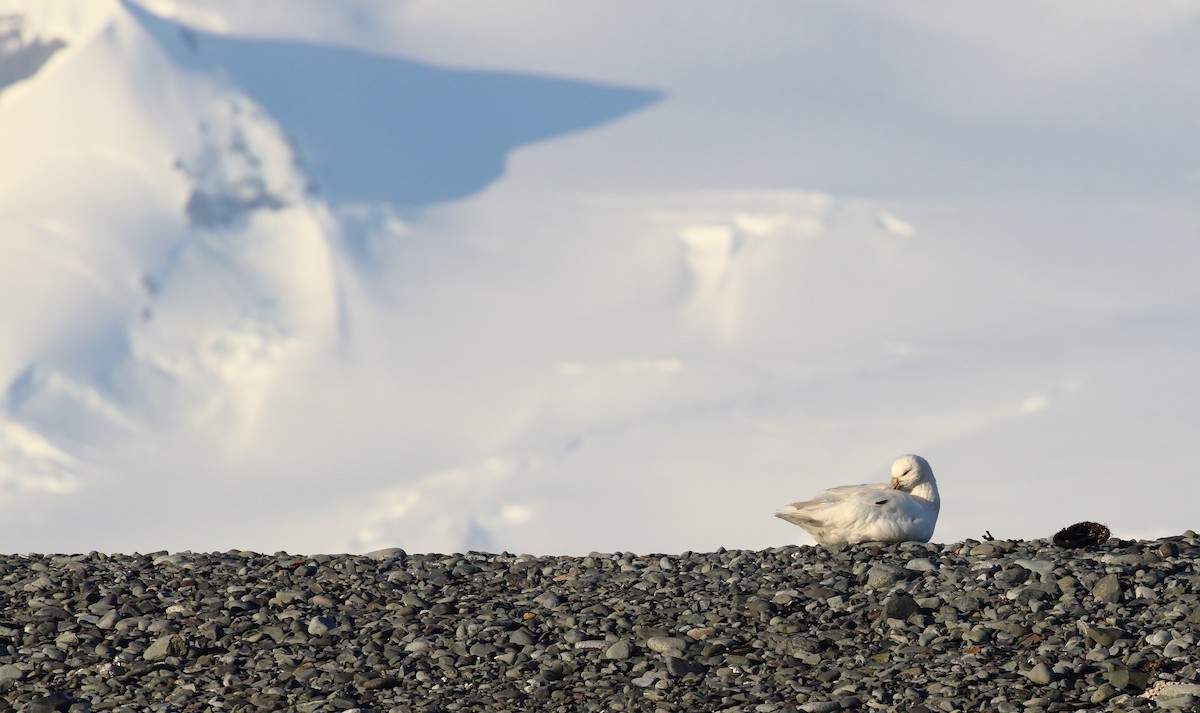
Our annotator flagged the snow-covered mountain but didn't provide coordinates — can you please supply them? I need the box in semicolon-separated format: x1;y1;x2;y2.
2;0;1199;554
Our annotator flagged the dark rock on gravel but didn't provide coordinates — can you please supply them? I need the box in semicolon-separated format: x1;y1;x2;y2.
1053;521;1111;548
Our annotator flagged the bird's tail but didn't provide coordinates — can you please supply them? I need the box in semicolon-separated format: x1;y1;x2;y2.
774;503;817;527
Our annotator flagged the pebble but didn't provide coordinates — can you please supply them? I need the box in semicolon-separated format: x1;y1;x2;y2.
646;636;688;656
905;557;938;572
1154;683;1200;708
1025;662;1055;685
604;639;634;660
307;615;336;635
0;664;23;683
142;633;185;662
1092;572;1124;603
866;563;907;589
882;592;920;621
1012;558;1055;575
0;537;1199;710
1091;683;1119;703
665;655;704;676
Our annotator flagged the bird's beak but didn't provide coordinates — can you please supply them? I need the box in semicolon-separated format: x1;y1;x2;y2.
889;477;901;489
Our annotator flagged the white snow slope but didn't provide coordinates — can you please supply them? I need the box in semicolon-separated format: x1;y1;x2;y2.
1;0;1199;554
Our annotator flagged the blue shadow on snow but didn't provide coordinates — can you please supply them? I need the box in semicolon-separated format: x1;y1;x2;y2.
128;2;662;209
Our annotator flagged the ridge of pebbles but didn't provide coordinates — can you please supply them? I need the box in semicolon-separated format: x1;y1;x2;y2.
4;534;1200;711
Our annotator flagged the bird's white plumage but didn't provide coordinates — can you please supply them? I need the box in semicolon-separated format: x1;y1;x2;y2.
775;454;940;546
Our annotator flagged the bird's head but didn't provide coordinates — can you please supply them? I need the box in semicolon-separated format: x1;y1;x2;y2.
889;454;933;491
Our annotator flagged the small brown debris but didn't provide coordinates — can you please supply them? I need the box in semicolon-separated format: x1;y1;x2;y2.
1053;521;1111;548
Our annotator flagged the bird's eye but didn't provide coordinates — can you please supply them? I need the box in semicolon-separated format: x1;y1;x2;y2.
875;499;887;505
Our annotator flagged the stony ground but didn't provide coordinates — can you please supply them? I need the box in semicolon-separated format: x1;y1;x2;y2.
2;534;1200;712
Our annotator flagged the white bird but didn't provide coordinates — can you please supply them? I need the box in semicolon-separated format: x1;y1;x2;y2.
775;454;940;546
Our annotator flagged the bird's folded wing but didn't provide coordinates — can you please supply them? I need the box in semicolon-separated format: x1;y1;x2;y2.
815;482;888;499
776;487;915;528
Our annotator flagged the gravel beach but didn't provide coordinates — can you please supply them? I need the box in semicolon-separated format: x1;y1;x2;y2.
3;533;1199;712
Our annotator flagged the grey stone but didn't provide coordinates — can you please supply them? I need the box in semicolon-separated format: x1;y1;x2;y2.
1014;585;1055;607
0;664;23;682
882;593;919;621
962;627;992;643
1012;558;1056;575
1091;573;1123;603
1156;684;1200;709
996;567;1029;584
307;615;336;635
96;609;121;629
1106;666;1151;690
866;564;907;589
905;557;938;572
646;635;687;655
604;639;634;660
772;589;799;605
401;592;431;609
270;589;309;605
1080;622;1129;647
509;628;537;646
665;655;704;676
949;594;982;613
1090;683;1119;703
143;634;186;662
533;591;561;608
1025;662;1054;685
404;639;430;653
